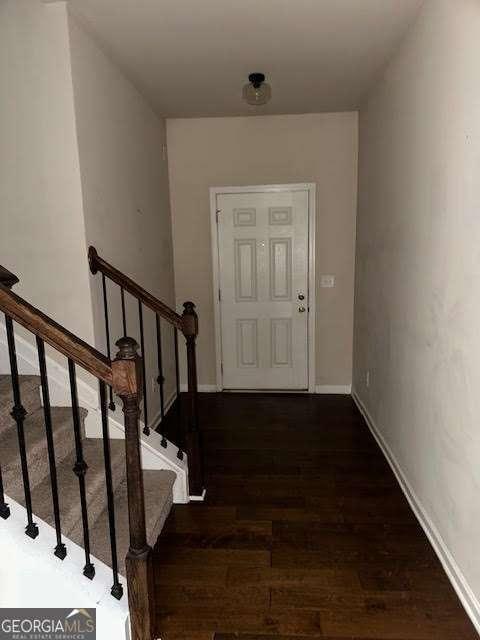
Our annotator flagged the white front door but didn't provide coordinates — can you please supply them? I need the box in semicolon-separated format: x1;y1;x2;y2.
216;188;310;390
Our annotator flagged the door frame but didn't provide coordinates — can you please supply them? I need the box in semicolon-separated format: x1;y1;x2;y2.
209;183;316;393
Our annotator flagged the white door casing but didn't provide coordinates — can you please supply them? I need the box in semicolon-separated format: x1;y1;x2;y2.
210;184;316;391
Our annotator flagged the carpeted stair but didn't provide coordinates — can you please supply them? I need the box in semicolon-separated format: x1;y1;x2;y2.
0;374;175;576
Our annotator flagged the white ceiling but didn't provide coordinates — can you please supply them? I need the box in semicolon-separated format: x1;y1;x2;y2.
68;0;424;118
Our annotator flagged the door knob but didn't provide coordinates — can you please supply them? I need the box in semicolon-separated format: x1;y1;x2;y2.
298;293;305;300
298;306;306;313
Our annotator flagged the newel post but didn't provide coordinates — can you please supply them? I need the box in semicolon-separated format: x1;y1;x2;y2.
112;337;156;640
181;301;205;497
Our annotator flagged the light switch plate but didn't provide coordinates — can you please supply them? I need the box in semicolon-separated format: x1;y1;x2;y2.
320;275;335;288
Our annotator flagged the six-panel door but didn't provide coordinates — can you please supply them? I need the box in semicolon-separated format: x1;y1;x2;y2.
217;189;309;390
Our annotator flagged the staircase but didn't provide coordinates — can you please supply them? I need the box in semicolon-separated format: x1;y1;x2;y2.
0;374;175;577
0;257;205;640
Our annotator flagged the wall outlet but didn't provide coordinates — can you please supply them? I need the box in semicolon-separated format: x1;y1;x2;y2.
366;370;370;388
320;274;335;288
151;377;158;393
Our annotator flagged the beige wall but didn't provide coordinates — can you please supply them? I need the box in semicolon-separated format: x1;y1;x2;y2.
68;13;177;418
0;0;177;413
0;0;94;343
167;113;358;387
354;0;480;621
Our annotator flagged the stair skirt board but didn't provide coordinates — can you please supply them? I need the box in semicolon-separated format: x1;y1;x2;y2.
0;324;189;503
180;384;219;392
0;497;130;640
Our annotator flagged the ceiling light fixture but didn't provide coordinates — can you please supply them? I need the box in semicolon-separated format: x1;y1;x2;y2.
243;72;271;106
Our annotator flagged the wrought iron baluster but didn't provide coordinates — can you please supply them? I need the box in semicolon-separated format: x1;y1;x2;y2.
120;286;127;337
36;337;66;559
0;465;10;520
156;315;167;448
173;327;183;460
5;315;38;538
138;301;149;436
68;359;95;580
101;274;115;411
99;381;123;599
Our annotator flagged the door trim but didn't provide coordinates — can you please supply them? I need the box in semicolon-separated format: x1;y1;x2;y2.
209;183;316;393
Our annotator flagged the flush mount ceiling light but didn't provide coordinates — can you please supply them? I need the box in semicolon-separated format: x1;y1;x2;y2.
242;72;271;106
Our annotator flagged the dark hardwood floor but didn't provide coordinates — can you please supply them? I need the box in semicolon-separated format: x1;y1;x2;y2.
154;393;477;640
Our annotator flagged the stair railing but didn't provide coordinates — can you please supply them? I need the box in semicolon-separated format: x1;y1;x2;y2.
0;265;19;289
0;268;156;640
88;246;205;498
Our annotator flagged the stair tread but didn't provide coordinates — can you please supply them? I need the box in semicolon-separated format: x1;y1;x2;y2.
1;406;80;496
0;374;40;397
27;436;126;537
83;468;176;576
0;375;42;435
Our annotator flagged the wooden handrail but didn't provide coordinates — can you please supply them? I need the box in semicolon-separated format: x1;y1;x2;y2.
0;265;19;289
88;247;183;330
0;282;113;386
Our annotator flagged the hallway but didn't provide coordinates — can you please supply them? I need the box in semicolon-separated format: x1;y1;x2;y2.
154;394;477;639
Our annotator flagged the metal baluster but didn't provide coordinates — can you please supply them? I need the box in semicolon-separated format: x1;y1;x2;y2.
138;301;149;436
5;316;38;538
99;381;123;599
113;337;155;637
101;274;115;411
173;328;183;460
0;465;10;519
120;286;127;337
68;359;95;580
36;337;66;559
155;315;167;448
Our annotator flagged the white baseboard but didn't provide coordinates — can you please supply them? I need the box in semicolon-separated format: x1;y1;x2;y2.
189;489;206;502
180;384;218;393
352;389;480;634
180;384;353;395
315;384;351;394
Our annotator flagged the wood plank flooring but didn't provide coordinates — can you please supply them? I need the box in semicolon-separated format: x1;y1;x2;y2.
154;393;477;639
